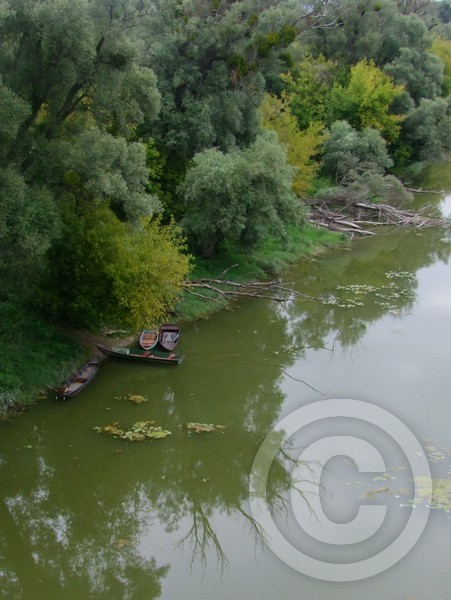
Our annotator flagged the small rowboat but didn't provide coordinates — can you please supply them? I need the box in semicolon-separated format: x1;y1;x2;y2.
139;329;158;351
96;344;184;365
158;323;180;351
53;356;101;399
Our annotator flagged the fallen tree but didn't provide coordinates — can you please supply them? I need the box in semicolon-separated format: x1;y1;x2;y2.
307;197;445;237
182;265;314;306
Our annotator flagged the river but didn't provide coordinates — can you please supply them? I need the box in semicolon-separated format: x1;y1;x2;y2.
1;163;450;599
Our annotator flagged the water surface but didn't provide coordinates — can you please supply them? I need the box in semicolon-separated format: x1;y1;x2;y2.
1;163;450;599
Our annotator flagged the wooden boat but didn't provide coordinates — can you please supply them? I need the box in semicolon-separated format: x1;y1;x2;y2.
96;344;184;365
158;323;180;351
53;356;101;399
139;329;158;351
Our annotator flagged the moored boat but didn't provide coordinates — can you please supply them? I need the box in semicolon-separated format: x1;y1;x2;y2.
96;344;184;365
53;356;101;399
139;329;159;351
158;323;180;351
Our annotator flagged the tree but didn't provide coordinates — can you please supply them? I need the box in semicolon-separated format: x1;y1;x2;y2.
401;97;451;161
0;0;164;310
321;120;393;183
41;204;192;329
431;36;451;96
180;131;301;257
384;46;443;104
328;59;405;142
261;93;325;195
0;78;31;159
281;54;339;131
40;127;161;222
0;167;59;299
0;0;160;142
142;0;337;213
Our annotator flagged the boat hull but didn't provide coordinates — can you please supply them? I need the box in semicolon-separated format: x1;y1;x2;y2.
53;356;101;399
139;329;159;350
158;323;180;351
96;344;184;365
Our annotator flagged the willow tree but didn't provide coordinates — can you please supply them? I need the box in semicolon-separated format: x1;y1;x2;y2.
142;0;337;214
180;131;301;257
0;0;163;304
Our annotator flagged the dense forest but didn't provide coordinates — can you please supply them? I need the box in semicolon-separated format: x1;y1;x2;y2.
0;0;450;411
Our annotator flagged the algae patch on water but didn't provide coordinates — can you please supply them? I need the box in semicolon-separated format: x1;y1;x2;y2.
94;420;171;441
115;393;148;404
185;422;225;433
410;477;451;512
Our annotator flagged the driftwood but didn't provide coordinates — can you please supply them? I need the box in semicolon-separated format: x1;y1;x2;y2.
308;198;445;237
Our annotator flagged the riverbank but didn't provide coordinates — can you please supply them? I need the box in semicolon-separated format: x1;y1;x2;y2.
0;225;345;420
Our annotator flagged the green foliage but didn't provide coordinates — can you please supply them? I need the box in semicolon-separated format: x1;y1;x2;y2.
328;60;405;142
146;0;313;163
0;77;31;156
316;172;413;205
321;121;393;183
281;55;339;131
384;47;444;105
261;93;325;195
0;0;160;139
180;131;302;256
41;127;161;221
41;204;192;329
431;36;451;96
306;0;433;66
401;97;451;161
305;0;444;107
0;167;60;298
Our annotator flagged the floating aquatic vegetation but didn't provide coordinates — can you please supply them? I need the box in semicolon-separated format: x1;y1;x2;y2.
94;420;171;441
373;473;396;482
410;477;451;512
360;486;391;500
114;538;135;549
115;393;148;404
185;422;225;433
327;280;415;311
385;270;416;281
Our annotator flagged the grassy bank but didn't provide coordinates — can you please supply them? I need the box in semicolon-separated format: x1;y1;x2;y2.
0;225;344;419
0;302;88;418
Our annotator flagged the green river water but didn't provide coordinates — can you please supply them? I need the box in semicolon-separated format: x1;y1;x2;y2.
1;163;450;599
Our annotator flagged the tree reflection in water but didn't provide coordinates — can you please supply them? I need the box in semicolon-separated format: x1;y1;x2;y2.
1;213;450;598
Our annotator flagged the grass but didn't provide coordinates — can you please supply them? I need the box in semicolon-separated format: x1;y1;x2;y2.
0;302;88;418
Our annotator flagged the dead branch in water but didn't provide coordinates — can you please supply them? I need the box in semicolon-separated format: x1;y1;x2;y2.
183;273;317;305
